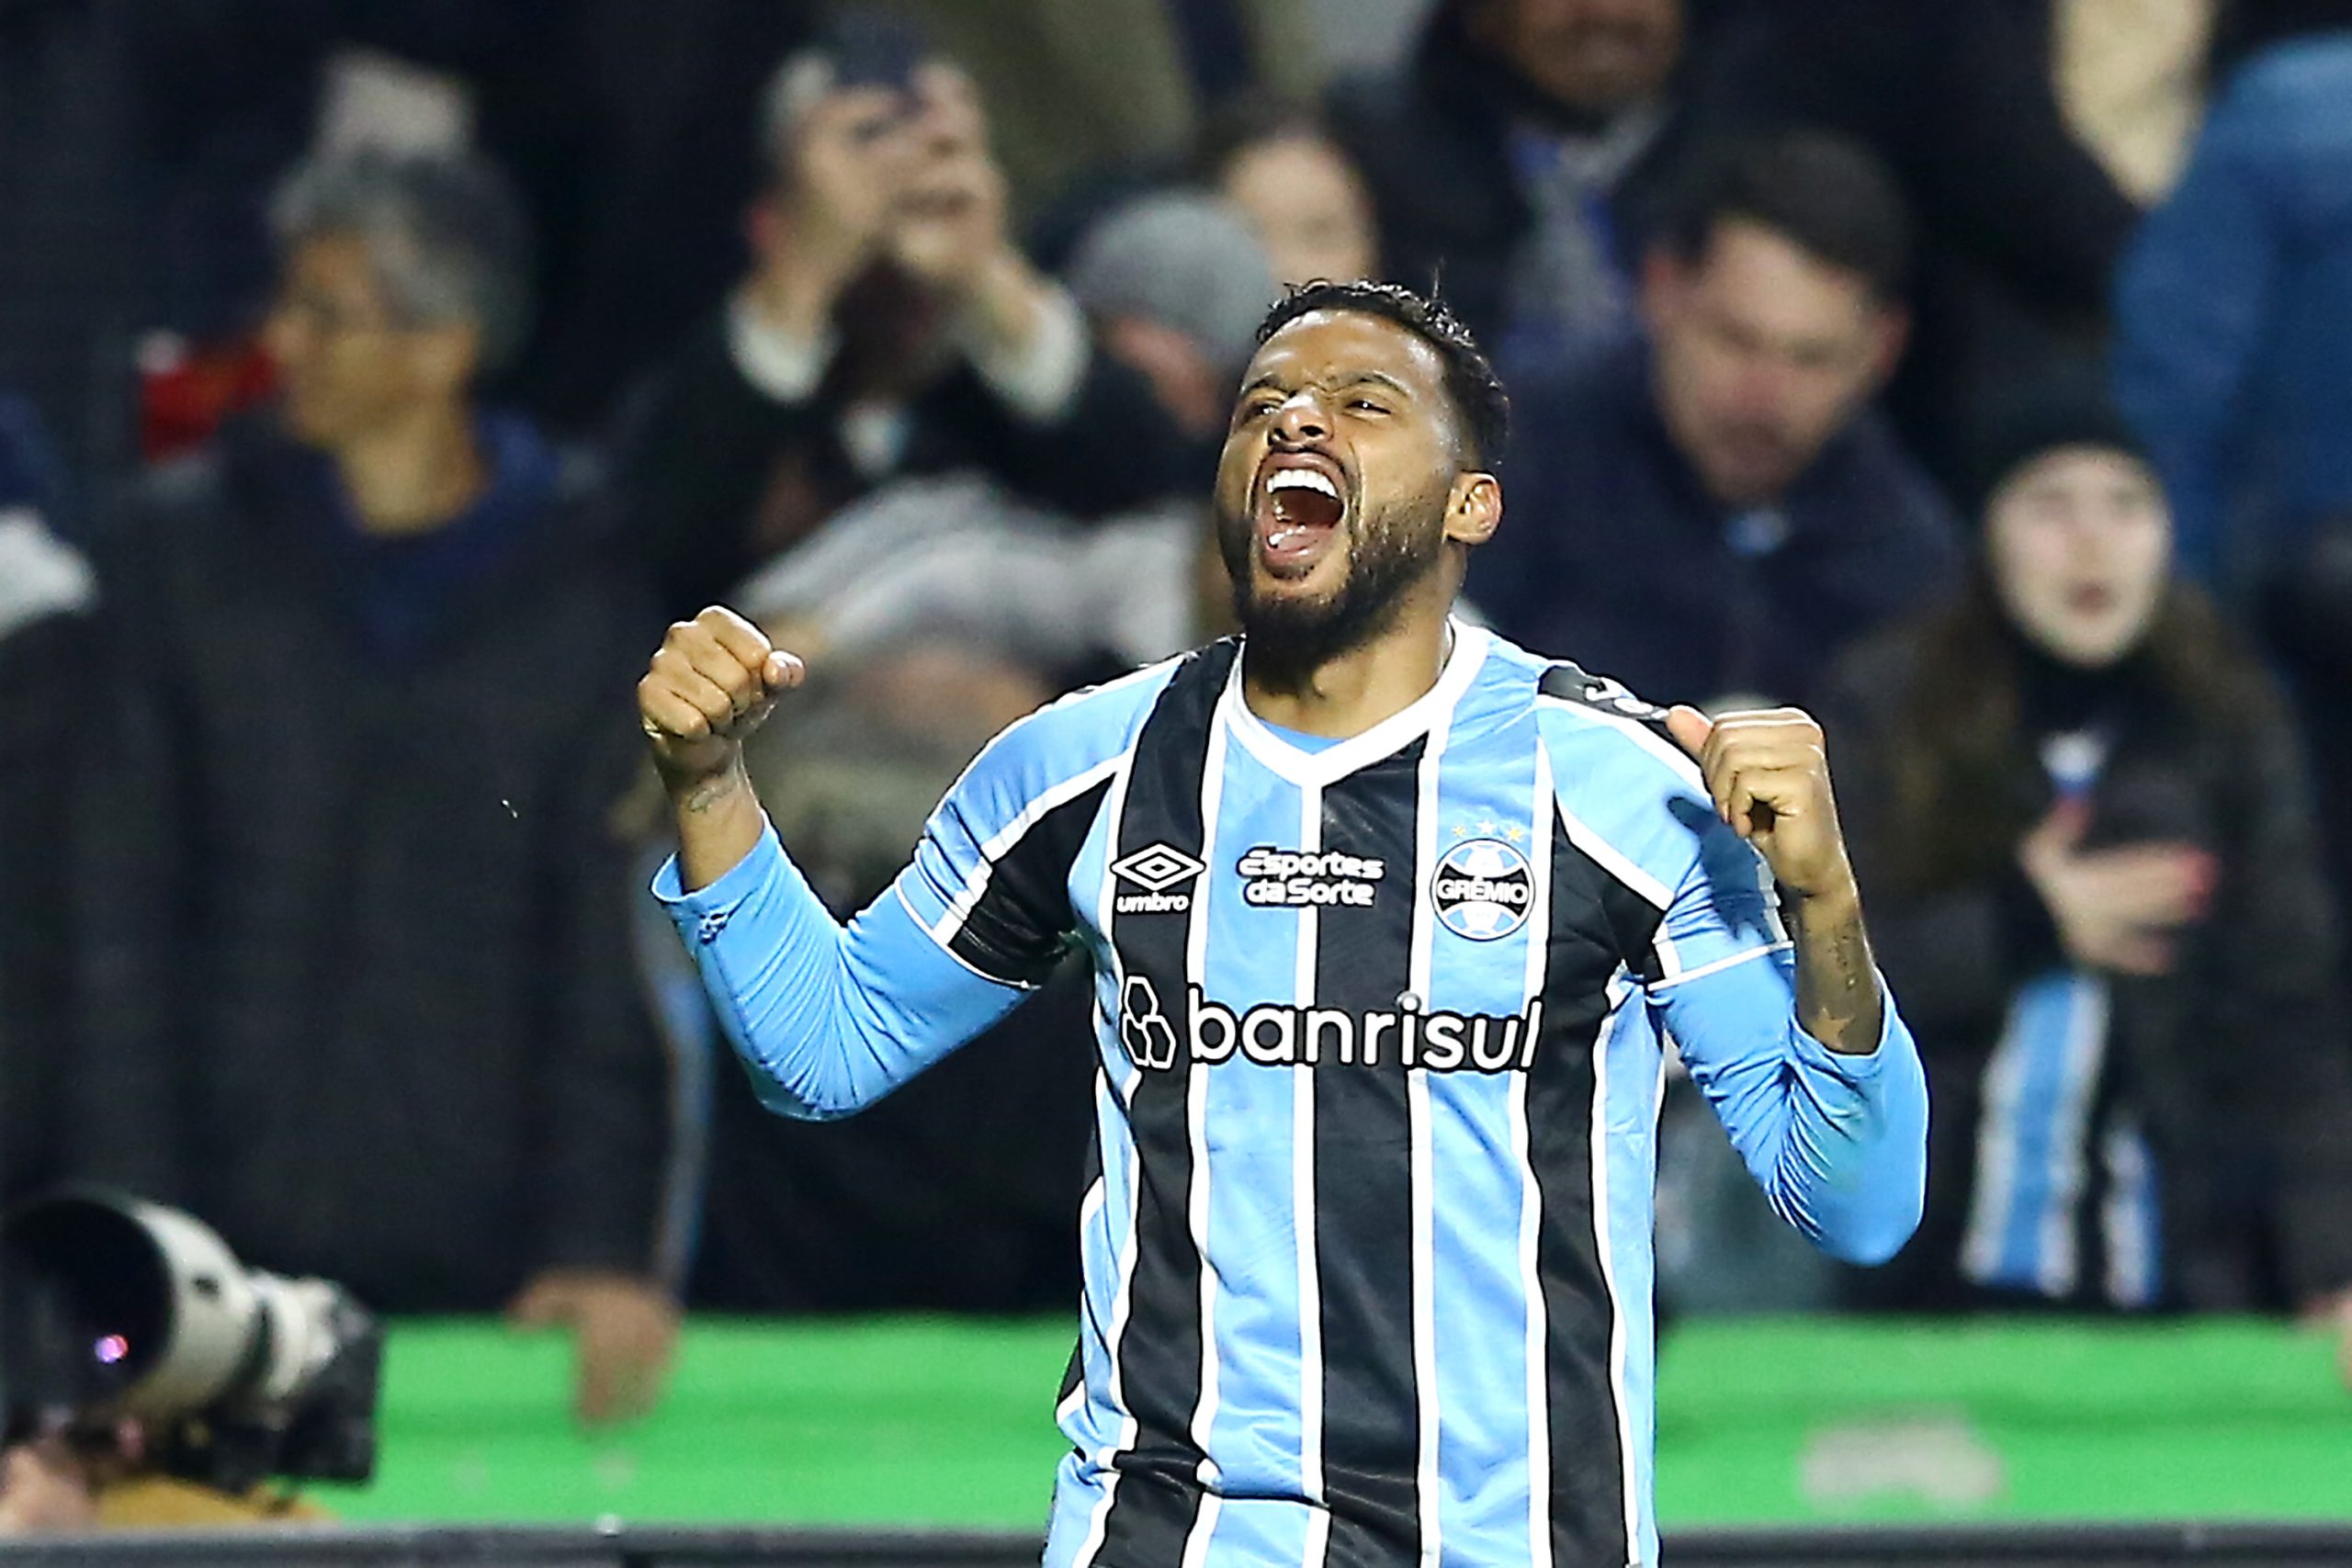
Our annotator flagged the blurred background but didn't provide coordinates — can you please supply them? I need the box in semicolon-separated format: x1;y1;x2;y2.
2;0;2351;1560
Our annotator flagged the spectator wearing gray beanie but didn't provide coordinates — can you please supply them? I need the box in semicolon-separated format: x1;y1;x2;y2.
1068;190;1279;440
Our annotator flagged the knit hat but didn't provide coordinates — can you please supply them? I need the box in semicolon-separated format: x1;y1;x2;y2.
1956;376;2157;525
1067;190;1279;378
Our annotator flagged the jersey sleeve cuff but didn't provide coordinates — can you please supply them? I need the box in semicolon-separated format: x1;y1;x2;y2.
650;818;784;918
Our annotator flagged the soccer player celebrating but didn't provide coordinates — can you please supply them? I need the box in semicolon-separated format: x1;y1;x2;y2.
639;281;1927;1568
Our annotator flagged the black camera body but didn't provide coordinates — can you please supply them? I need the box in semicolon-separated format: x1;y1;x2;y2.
0;1189;382;1494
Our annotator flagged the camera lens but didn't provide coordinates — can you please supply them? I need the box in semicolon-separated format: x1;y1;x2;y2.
2;1196;170;1418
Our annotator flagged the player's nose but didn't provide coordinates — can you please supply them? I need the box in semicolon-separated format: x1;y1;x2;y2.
1270;392;1332;446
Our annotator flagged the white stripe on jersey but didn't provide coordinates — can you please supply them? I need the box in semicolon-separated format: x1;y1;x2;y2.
1294;771;1329;1566
1178;705;1231;1565
1549;797;1680;980
1589;976;1641;1563
1644;941;1792;992
1518;745;1557;1568
1073;746;1147;1568
1532;689;1706;794
930;752;1125;954
1408;674;1449;1568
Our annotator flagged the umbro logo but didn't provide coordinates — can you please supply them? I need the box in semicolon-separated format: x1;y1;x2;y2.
1111;842;1204;915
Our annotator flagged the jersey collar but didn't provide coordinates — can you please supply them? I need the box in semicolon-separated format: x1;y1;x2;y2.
1224;619;1491;788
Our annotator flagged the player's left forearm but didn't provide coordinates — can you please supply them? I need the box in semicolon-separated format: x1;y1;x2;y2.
1790;880;1885;1055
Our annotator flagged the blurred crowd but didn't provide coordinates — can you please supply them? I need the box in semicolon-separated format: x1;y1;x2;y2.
5;0;2352;1440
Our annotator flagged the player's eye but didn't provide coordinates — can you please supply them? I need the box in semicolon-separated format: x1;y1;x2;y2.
1346;399;1390;415
1237;398;1281;423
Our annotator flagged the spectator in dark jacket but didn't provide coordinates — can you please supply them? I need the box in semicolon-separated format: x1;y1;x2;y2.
1471;130;1961;709
1821;390;2352;1378
0;394;94;1207
1683;0;2143;479
69;150;680;1425
612;34;1194;617
1327;0;1693;364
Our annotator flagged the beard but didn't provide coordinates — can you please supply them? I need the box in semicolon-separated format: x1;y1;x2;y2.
1216;489;1448;685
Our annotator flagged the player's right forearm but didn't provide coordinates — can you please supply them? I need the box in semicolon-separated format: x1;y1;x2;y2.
669;754;768;893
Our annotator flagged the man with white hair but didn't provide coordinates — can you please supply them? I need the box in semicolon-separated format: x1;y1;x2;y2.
69;149;680;1426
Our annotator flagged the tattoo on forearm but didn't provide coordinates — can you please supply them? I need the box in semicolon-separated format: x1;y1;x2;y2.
681;769;743;816
1794;899;1883;1054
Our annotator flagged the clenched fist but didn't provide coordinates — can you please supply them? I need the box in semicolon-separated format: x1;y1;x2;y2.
1666;704;1883;1052
638;606;806;787
1664;705;1855;902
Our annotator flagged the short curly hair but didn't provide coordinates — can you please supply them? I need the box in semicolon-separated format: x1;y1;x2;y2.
1252;279;1510;465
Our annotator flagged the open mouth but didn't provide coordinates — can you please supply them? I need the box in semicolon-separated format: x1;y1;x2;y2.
2064;583;2118;615
1256;463;1346;574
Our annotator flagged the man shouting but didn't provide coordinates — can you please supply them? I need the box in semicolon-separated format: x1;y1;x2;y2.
639;279;1927;1568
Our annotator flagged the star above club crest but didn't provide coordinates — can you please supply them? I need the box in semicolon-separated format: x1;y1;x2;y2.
1476;818;1498;836
1504;824;1527;842
1452;822;1472;839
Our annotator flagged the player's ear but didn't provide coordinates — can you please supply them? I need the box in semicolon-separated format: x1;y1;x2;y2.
1443;470;1501;547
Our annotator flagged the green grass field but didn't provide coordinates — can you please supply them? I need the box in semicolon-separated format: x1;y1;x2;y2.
320;1316;2352;1529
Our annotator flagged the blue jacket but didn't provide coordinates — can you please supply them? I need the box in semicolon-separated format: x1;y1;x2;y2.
2114;32;2352;585
1471;335;1963;709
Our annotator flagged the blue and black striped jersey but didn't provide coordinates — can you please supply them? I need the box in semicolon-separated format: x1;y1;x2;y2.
657;624;1928;1568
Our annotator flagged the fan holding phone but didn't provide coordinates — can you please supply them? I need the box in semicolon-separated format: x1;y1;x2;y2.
617;7;1199;616
751;10;1039;344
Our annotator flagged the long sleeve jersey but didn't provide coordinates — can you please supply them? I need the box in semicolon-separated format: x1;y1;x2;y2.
655;625;1928;1568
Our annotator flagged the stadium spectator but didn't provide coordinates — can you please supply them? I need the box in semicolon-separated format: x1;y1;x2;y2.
0;394;94;1208
1681;0;2146;480
890;0;1323;219
64;150;678;1424
2114;1;2352;981
2114;2;2352;591
729;191;1272;684
1821;389;2352;1370
1470;130;1962;710
611;35;1194;618
1329;0;1693;363
58;3;821;447
1198;100;1380;288
1071;190;1282;449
